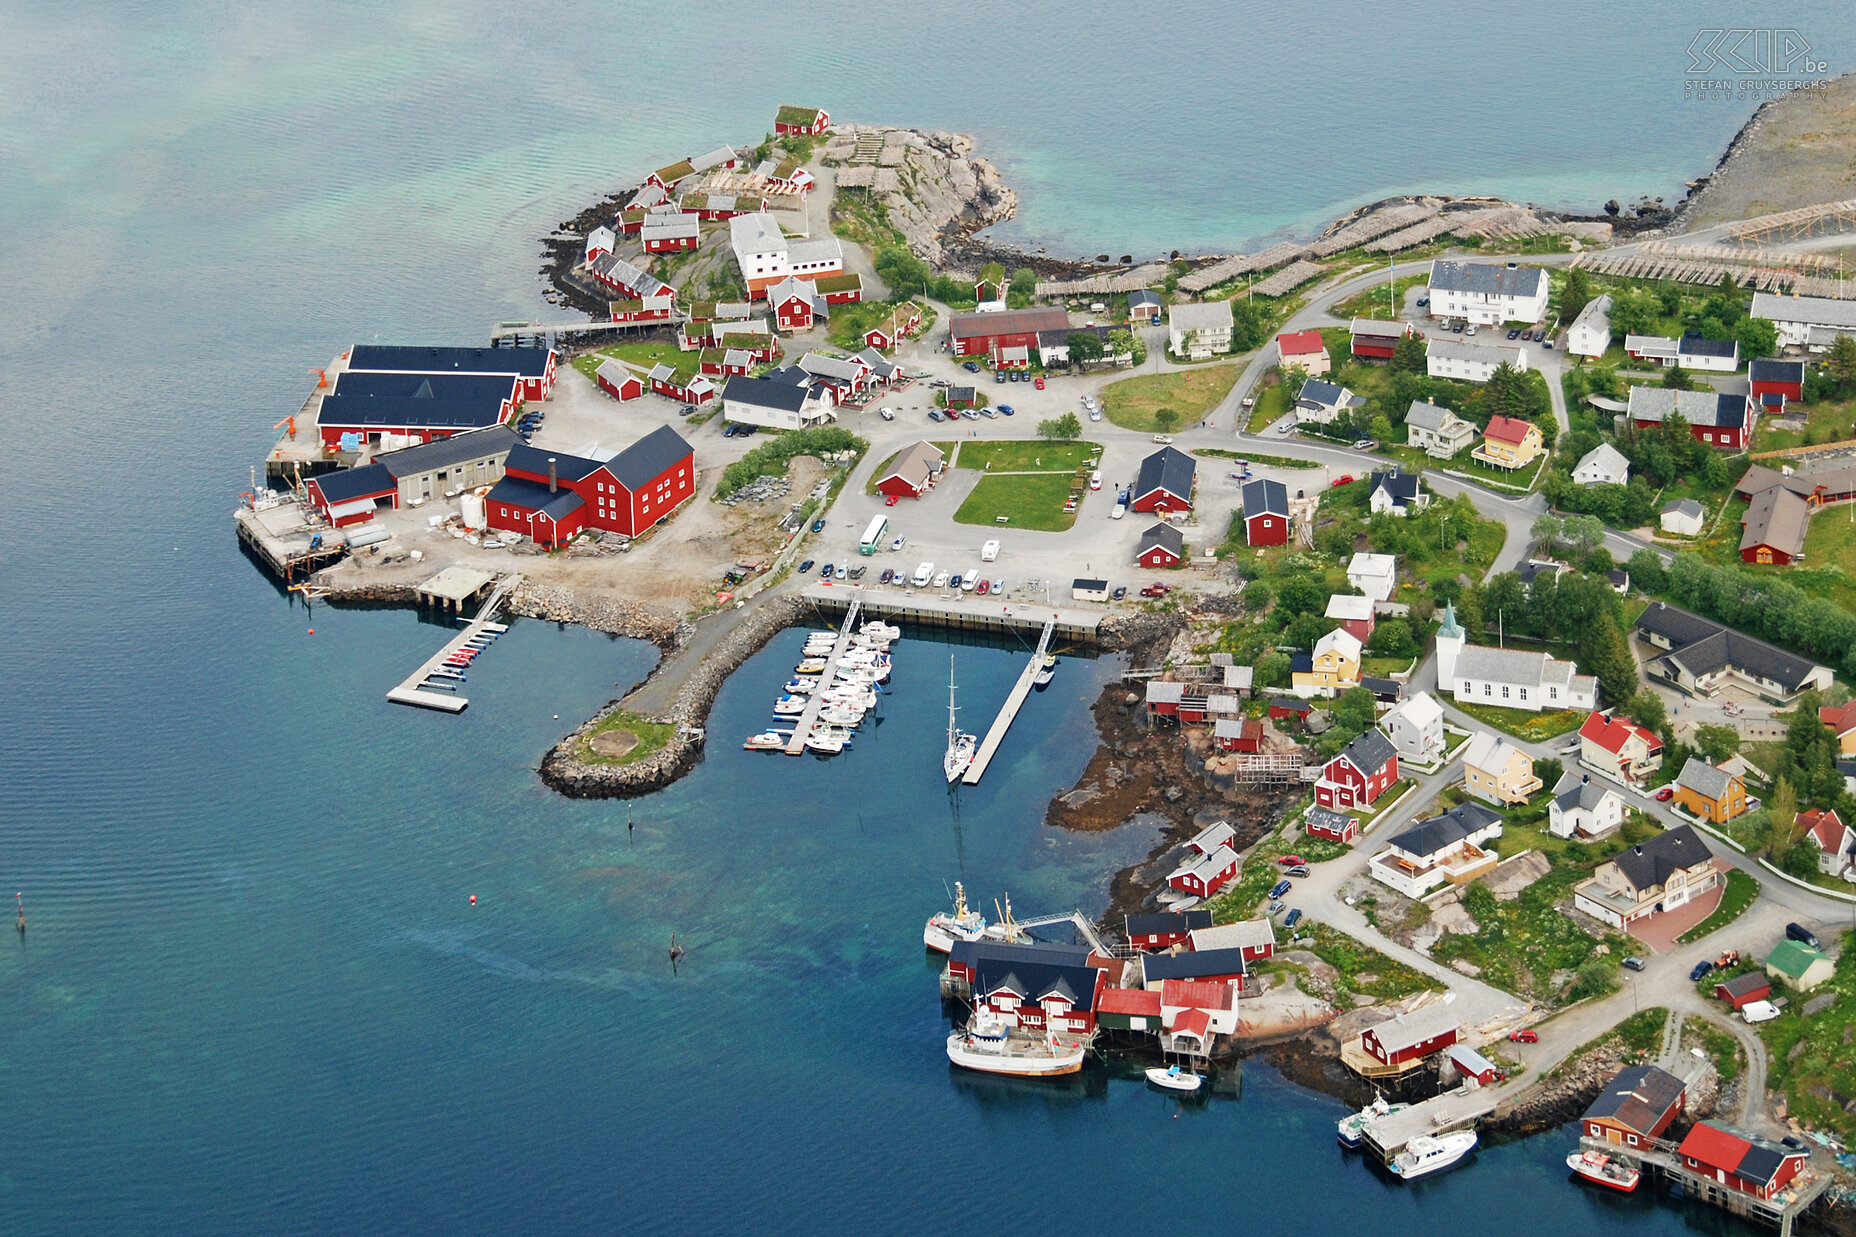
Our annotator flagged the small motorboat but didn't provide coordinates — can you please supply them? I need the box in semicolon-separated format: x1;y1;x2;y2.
1567;1149;1640;1193
783;678;815;695
1145;1064;1203;1093
795;659;828;674
743;732;787;750
1338;1094;1409;1148
1390;1132;1477;1180
1033;654;1057;688
820;705;864;726
773;697;808;715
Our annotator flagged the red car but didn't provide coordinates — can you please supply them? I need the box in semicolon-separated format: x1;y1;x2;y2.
1276;855;1306;868
885;494;898;506
1139;584;1171;598
1034;376;1045;389
1509;1029;1539;1043
1331;474;1355;487
1655;787;1675;802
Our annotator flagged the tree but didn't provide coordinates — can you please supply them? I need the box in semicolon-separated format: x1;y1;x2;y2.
1661;363;1694;391
1623;689;1666;735
1694;724;1741;765
1010;267;1036;297
1825;334;1856;393
1389;330;1428;374
1561;266;1594;324
1105;328;1140;365
1766;776;1798;861
1482;572;1525;633
1737;316;1778;361
1628;548;1668;594
1154;407;1179;434
1536;757;1565;792
1275;574;1325;615
1580;608;1639;706
1531;513;1564;549
1067;331;1105;366
1564;514;1606;554
1367;617;1415;658
1243;580;1272;612
1255;650;1292;689
1368;414;1396;444
1230;298;1271;352
1036;412;1081;441
1334;687;1378;735
1584;546;1614;574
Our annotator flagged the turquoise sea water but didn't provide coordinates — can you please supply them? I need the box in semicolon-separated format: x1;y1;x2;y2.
0;3;1840;1232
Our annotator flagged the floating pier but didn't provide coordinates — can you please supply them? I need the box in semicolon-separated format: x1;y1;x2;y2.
386;573;521;712
784;594;864;755
962;618;1054;785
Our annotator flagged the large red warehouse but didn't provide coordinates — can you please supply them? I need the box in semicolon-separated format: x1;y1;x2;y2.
486;425;695;548
316;371;520;446
948;307;1070;367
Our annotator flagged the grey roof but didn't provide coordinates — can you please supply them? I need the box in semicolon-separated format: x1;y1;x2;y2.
798;352;867;382
1574;442;1630;480
1611;823;1713;892
505;441;605;484
1145;680;1186;704
311;462;395;504
1675;755;1735;803
1680;335;1737;360
592;253;670;298
1124;910;1212;937
1583;1064;1686;1133
1142;947;1249;983
1405;400;1470;432
722;374;811;413
1427;336;1523;367
1336;728;1398;777
1241;477;1289;518
1299;377;1362;408
1138;521;1185;557
607;424;694;491
1134;446;1196;505
1635;602;1828;694
1554;772;1620;814
487;474;585;521
349;344;553;380
1626;386;1748;429
1752;290;1856;330
1388;801;1502;859
367;424;523;477
1740;486;1810;558
1428;259;1547;299
1167;300;1234;332
1369;469;1422;507
1128;289;1162;307
1452;643;1560;687
1663;498;1705;519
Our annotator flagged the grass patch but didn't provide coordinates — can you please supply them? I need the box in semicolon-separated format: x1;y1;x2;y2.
1688;1019;1742;1085
1757;928;1856;1140
953;440;1098;472
572;340;688;382
1431;873;1635;1003
716;427;867;499
1677;869;1760;944
1245;375;1292;432
1329;273;1428;323
1449;698;1586;742
1300;922;1441;1002
578;711;676;767
1445;453;1549;492
1193;446;1320;469
953;473;1078;532
1100;364;1241;432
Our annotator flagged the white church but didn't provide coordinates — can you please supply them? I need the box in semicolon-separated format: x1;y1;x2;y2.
1437;602;1597;713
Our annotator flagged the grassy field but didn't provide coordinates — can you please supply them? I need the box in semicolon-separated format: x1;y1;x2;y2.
571;340;687;381
953;440;1098;472
1677;869;1761;943
1100;363;1241;432
1300;922;1440;1003
1757;928;1856;1139
576;711;676;767
1193;446;1320;469
1450;699;1586;742
1246;378;1292;432
953;473;1078;532
1329;273;1428;322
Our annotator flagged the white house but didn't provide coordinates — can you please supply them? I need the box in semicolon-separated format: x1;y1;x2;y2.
1368;469;1427;516
1380;691;1446;764
1405;400;1476;458
1678;336;1740;373
1426;336;1528;383
1368;802;1504;898
1426;260;1550;326
1573;442;1631;487
1661;498;1705;536
1564;294;1612;359
1443;642;1597;713
1346;552;1398;603
719;372;833;430
1168;301;1234;360
1548;772;1630;840
729;212;845;298
1295;377;1366;425
1752;290;1856;351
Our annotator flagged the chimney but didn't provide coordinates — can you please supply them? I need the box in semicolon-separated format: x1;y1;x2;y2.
1633;846;1644;856
548;457;558;493
1506;261;1518;269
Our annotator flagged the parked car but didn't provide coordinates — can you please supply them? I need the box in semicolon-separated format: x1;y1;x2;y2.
1139;583;1169;597
1090;471;1103;490
878;568;893;584
927;410;945;422
1276;855;1306;868
1034;376;1045;389
1268;879;1292;899
720;423;737;438
997;404;1014;415
990;579;1005;595
911;562;934;587
1689;960;1716;982
1275;421;1292;434
1267;900;1286;916
797;560;814;573
1112;585;1128;600
943;408;960;421
1742;1000;1781;1024
1331;474;1355;486
1089;409;1102;421
1464;325;1479;337
833;564;847;581
962;361;980;372
976;579;990;595
847;565;865;580
1352;439;1377;451
886;494;899;507
1451;322;1466;334
812;519;826;533
1416;296;1429;307
879;407;895;421
1787;923;1821;949
1509;1029;1539;1043
1507;328;1520;340
818;562;833;578
1621;956;1647;972
932;571;950;589
1283;908;1304;928
978;407;997;419
1286;865;1310;878
995;372;1007;384
1655;786;1675;801
891;536;906;551
1152;434;1173;444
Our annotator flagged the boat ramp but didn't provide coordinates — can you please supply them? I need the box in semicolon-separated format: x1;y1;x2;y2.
386;573;521;712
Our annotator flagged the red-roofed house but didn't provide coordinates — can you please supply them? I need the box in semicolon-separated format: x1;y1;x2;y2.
1578;710;1665;785
1473;415;1544;471
1095;986;1164;1032
1161;979;1237;1040
1821;702;1856;755
1678;1122;1809;1202
1800;808;1855;880
1276;330;1330;376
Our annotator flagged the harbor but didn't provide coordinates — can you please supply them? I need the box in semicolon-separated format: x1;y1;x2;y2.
797;582;1101;644
384;573;520;712
1575;1134;1837;1237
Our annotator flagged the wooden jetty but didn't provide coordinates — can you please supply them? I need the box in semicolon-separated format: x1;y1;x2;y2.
489;316;684;347
784;593;864;755
962;618;1054;785
1577;1134;1836;1237
235;499;347;579
386;574;521;713
1357;1086;1498;1166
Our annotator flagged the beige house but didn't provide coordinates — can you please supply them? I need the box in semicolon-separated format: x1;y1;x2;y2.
1573;824;1719;928
1406;400;1477;459
1461;731;1542;805
1292;628;1362;699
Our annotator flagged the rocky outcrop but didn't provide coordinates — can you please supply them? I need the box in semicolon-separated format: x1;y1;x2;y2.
823;126;1016;267
539;597;805;798
1098;608;1187;654
506;583;686;649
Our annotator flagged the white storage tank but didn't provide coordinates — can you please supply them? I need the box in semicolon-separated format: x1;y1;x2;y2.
460;490;487;531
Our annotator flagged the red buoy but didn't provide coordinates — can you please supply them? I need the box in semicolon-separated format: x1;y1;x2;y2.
469;894;477;905
307;628;315;635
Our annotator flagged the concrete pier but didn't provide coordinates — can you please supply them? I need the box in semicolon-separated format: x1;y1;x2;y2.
798;583;1100;643
386;574;521;712
1358;1086;1499;1166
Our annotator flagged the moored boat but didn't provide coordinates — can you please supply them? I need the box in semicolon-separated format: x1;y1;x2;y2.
1389;1131;1477;1180
795;658;828;674
1338;1094;1409;1148
743;732;787;751
1567;1149;1640;1193
1033;654;1057;688
945;1009;1086;1077
924;881;988;952
820;705;864;726
943;655;977;783
1145;1064;1202;1093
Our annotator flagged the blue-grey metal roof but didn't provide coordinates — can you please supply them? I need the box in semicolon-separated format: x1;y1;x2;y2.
1749;358;1804;384
1141;947;1249;982
1124;910;1212;937
311;462;395;504
1612;823;1712;892
1138;521;1184;556
1388;801;1501;859
317;395;507;432
1428;259;1547;299
607;424;694;491
1370;470;1422;506
1134;446;1196;504
1679;335;1737;359
348;344;552;379
1241;477;1289;518
374;425;523;478
505;442;604;484
487;475;585;521
332;370;518;404
1336;728;1398;777
723;374;811;412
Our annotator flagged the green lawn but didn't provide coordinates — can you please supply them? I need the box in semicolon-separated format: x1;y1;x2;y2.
865;440;956;495
572;340;688;380
1300;922;1440;1003
1450;698;1586;741
1192;446;1320;470
1677;869;1760;943
1329;273;1427;323
576;711;676;767
1447;453;1548;492
1101;363;1241;431
953;473;1079;532
1246;379;1292;433
1757;928;1856;1140
1432;874;1632;1003
953;440;1098;472
1750;394;1856;453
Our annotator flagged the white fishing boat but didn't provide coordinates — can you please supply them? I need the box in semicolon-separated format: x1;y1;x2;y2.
1567;1149;1640;1193
783;678;816;695
1145;1064;1203;1092
743;732;788;750
1338;1094;1409;1148
773;697;808;715
1389;1131;1477;1180
945;1009;1087;1077
924;881;988;952
820;705;865;726
1033;654;1057;688
805;731;847;754
943;656;977;783
795;658;828;674
802;641;836;656
860;620;901;642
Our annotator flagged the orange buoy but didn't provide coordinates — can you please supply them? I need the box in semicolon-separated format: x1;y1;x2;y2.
307;628;315;635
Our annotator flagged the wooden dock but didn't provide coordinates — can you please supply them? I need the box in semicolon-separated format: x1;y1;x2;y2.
386;574;521;713
962;618;1054;785
1579;1135;1836;1237
1358;1085;1498;1165
784;594;864;755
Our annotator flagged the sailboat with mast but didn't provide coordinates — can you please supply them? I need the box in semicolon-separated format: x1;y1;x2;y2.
943;655;977;783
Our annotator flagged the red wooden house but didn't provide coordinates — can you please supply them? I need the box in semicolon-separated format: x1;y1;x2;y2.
594;360;645;402
584;225;615;263
648;363;716;406
1678;1123;1809;1202
961;945;1106;1036
1212;718;1263;752
640;213;701;254
770;277;820;331
1095;986;1165;1032
1715;971;1771;1010
609;298;673;324
1304;806;1360;843
1241;478;1290;546
1131;447;1196;514
773;105;830;136
698;347;753;379
1349;318;1413;360
485;426;695;548
1268;696;1312;724
347;343;558;404
1314;730;1399;810
1582;1064;1686;1148
1124;910;1212;952
1359;1003;1460;1068
863;300;923;350
1167;844;1238;898
948;307;1069;362
1137;521;1185;568
1749;358;1805;408
1626;388;1756;450
812;272;863;306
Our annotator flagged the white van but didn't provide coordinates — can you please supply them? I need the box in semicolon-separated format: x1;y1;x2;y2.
912;562;935;587
980;539;1000;562
961;569;980;591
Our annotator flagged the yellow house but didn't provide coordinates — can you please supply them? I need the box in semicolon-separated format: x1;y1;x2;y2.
1472;415;1543;470
1821;702;1856;755
1462;732;1542;805
1291;628;1362;699
1672;756;1747;824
